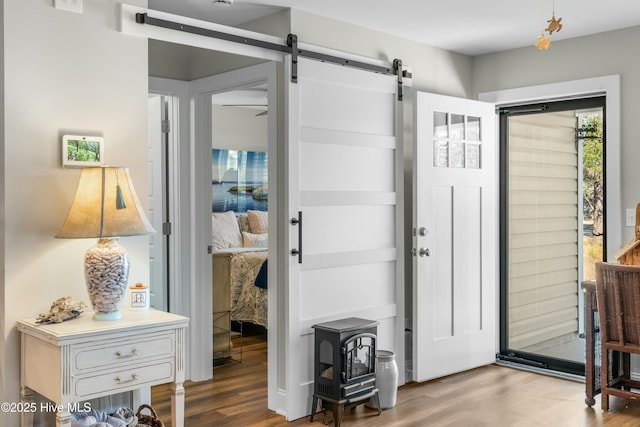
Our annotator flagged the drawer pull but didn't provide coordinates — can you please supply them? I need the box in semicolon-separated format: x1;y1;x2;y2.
114;348;138;359
114;373;138;384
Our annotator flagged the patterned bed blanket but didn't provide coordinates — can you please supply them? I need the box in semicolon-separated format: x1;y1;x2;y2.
228;249;268;327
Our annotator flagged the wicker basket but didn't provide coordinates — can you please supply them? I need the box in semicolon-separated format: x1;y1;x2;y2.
135;404;165;427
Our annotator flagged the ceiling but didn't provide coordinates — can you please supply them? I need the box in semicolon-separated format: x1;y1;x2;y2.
148;0;640;56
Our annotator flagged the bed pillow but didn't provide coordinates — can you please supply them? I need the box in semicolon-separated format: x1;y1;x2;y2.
212;211;242;250
247;209;268;234
242;231;269;248
237;214;251;233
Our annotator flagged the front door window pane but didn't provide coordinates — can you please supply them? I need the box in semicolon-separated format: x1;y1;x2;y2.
433;112;482;169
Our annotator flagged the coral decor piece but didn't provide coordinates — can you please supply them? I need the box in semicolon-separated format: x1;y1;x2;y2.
36;296;87;324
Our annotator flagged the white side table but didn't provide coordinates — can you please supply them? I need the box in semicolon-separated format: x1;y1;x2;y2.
17;309;189;427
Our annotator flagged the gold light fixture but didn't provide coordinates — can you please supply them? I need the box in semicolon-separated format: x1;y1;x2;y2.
56;166;155;320
535;0;563;51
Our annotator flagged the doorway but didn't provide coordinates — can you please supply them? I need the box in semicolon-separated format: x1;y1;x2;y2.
211;82;270;368
498;96;606;375
149;57;280;409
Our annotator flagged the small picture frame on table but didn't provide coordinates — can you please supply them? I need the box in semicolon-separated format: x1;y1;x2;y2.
62;135;104;168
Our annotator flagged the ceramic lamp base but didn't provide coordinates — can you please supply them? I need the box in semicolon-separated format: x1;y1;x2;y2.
85;238;130;320
93;311;123;321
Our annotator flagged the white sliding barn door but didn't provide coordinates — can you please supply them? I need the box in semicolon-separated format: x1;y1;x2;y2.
285;56;401;420
413;92;497;382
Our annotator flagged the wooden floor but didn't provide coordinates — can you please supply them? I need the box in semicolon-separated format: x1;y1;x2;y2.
152;334;640;426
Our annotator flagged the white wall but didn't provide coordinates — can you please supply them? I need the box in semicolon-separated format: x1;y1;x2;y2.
290;10;473;98
212;106;267;152
1;1;148;425
473;26;640;245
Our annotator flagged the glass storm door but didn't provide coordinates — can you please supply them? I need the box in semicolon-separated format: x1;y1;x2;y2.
499;97;605;374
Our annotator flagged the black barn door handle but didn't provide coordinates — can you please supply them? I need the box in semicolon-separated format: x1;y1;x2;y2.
290;211;302;264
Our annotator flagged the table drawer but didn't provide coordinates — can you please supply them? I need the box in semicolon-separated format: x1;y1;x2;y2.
73;334;174;371
74;360;174;397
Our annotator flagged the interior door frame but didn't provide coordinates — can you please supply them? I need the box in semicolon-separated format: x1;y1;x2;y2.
189;62;281;407
147;94;167;311
148;76;192;367
148;81;189;313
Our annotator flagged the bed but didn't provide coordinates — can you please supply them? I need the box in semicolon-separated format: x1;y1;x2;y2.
212;210;269;359
213;247;268;327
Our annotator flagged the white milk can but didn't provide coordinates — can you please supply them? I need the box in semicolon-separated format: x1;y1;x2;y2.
376;350;398;409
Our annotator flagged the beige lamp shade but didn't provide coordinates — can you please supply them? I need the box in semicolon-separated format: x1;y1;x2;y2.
56;166;154;320
56;166;155;238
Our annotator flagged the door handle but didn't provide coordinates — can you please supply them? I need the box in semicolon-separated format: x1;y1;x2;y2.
290;211;302;264
419;248;431;257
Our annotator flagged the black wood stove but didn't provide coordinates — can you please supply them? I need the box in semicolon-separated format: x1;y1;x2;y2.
310;317;381;426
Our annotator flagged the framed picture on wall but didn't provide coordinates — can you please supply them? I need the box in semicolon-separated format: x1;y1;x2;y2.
212;148;268;213
62;135;104;168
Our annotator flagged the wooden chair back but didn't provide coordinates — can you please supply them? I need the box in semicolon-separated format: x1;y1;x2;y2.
595;262;640;353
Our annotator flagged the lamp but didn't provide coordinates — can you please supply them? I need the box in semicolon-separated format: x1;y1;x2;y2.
56;166;155;320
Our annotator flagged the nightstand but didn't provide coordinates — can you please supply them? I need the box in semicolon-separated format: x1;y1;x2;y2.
17;309;189;427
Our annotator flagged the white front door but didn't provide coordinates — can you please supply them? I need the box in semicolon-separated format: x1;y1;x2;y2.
285;56;402;419
413;92;497;382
